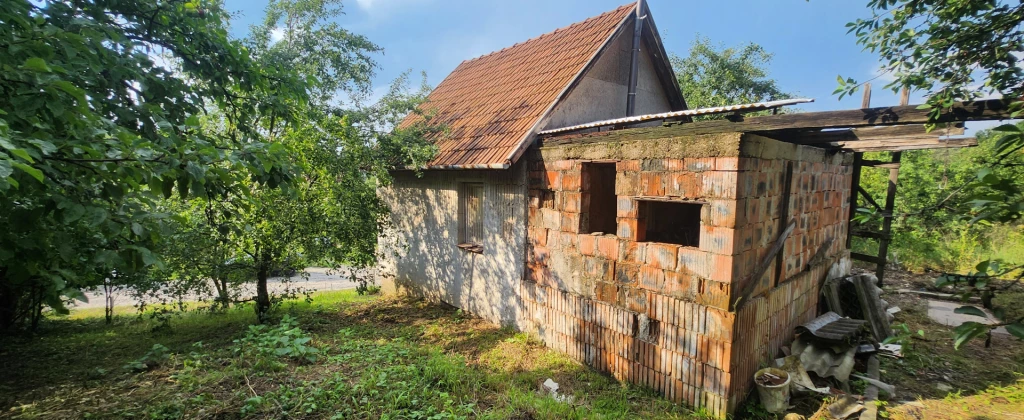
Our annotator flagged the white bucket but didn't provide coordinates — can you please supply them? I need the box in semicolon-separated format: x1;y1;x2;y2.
754;367;791;413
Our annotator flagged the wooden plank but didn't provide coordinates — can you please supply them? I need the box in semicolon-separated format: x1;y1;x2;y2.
851;252;885;265
544;99;1012;146
774;162;794;286
735;219;796;310
847;153;863;249
860;159;901;169
857;186;884;212
846;137;978;152
876;151;902;285
777;124;966;145
852;229;891;240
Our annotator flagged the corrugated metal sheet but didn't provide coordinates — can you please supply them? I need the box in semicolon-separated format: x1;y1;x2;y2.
538;98;815;136
400;4;635;169
795;311;866;342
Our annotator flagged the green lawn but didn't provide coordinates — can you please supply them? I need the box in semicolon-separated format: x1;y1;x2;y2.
0;291;705;419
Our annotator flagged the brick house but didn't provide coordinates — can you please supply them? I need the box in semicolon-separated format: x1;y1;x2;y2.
378;1;993;417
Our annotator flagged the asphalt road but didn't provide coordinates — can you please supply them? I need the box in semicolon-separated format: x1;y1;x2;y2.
73;267;364;310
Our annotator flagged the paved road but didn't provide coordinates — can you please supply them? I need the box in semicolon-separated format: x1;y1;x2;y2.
73;267;365;310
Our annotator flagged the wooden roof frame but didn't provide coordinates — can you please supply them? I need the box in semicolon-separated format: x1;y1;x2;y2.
542;99;1014;152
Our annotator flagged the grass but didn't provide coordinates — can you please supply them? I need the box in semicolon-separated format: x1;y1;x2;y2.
0;291;705;419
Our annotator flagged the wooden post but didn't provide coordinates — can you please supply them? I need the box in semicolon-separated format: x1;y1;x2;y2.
873;87;910;285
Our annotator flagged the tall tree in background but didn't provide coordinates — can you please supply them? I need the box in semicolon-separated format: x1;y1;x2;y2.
836;0;1024;347
0;0;303;330
153;0;438;322
671;36;794;119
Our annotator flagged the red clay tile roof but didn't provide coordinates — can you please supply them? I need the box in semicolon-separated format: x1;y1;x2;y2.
404;4;635;169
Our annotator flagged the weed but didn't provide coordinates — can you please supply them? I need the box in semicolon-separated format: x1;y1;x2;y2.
123;343;171;372
232;314;321;372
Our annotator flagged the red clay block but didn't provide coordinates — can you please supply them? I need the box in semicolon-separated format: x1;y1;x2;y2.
640;172;666;196
639;265;665;292
619;240;646;263
562;171;582;192
578;234;596;256
685;157;716;172
708;253;734;283
663;270;695;299
700;226;736;255
616;217;638;240
617;160;641;172
677;248;711;279
561;191;582;213
664;172;699;197
644;243;678;270
715;157;739;171
597;235;619;260
616;197;637;218
615;263;639;286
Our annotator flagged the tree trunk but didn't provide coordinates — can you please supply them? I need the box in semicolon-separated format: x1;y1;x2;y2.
0;269;16;331
212;276;230;310
256;265;271;324
104;278;114;324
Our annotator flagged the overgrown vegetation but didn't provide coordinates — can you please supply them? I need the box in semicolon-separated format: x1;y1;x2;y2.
839;0;1024;346
0;291;706;419
0;0;437;329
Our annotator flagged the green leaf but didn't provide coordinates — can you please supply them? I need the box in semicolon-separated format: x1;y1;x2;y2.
22;57;52;72
161;176;175;199
9;148;34;163
12;162;43;182
131;222;144;236
1006;323;1024;340
954;305;988;318
953;322;990;350
0;159;12;178
63;203;85;223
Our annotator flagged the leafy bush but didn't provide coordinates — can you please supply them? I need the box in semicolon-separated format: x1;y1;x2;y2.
232;315;320;372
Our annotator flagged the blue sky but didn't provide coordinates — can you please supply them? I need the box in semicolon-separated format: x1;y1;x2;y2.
223;0;1000;134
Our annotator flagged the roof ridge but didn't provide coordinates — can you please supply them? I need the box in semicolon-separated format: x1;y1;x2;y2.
458;3;635;65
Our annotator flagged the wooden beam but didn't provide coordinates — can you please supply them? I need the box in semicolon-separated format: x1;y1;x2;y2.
773;124;966;145
845;137;978;152
544;99;1013;146
861;159;901;169
857;186;884;212
851;252;886;265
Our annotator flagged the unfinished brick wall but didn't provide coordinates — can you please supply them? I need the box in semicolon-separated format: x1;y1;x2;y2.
518;132;853;417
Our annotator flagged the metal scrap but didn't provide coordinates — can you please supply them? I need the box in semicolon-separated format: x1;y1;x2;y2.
538;98;815;135
796;312;867;343
775;355;831;394
792;336;858;382
828;395;865;419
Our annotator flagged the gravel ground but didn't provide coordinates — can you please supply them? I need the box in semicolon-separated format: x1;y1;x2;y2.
72;267;366;310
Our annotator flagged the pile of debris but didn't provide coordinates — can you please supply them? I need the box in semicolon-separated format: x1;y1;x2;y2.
757;273;900;419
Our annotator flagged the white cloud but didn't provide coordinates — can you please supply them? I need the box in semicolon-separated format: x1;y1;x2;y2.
270;27;285;43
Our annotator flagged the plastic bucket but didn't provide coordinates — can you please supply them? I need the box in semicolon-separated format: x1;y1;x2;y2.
754;367;791;413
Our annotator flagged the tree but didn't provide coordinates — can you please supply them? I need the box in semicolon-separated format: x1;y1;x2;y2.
671;36;795;119
0;0;306;330
153;0;438;323
837;0;1024;347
